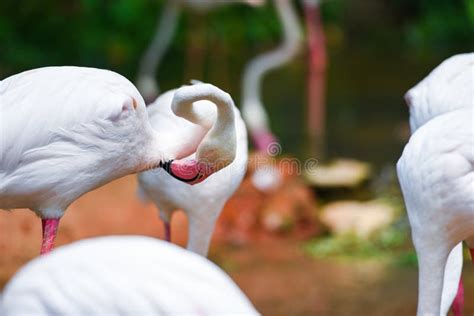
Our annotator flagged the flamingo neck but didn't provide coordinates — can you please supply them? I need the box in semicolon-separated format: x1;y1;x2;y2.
241;0;302;149
40;218;60;255
171;83;237;170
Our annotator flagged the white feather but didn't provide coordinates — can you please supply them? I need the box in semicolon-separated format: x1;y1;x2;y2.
0;236;259;316
398;52;474;315
405;53;474;133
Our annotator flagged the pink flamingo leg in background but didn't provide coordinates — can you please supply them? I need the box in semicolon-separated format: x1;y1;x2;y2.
303;0;327;158
40;219;60;255
164;222;171;242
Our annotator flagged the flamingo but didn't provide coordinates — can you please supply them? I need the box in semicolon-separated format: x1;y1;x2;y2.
0;67;237;255
240;0;302;191
398;53;474;316
138;81;248;256
136;0;264;103
404;53;474;316
0;236;258;315
241;0;302;152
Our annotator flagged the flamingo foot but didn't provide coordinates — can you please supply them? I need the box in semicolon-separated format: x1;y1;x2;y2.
40;218;60;255
451;279;464;316
164;222;171;242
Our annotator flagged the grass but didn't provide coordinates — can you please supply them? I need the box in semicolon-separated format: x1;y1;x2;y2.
304;224;418;266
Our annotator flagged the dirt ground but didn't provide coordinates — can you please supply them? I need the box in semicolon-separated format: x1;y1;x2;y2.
0;175;473;315
215;239;474;316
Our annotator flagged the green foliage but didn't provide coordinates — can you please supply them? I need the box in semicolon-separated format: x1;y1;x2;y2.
406;0;474;53
0;0;471;81
304;224;417;266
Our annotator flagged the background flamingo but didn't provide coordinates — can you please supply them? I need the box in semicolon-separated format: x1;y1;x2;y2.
241;0;302;153
241;0;302;192
402;54;474;315
0;236;258;315
138;82;248;256
0;67;236;254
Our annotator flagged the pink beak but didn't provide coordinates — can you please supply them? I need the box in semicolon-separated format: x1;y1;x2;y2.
161;159;210;185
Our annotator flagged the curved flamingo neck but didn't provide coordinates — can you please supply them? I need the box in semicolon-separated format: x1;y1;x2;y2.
241;0;302;147
171;83;236;165
40;218;60;255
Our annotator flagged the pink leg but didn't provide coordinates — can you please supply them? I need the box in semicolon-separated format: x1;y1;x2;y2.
303;1;327;157
451;279;464;316
40;218;60;255
164;221;171;242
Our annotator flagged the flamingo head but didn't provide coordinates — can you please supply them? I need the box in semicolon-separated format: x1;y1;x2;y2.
160;159;211;185
161;82;237;185
160;131;236;185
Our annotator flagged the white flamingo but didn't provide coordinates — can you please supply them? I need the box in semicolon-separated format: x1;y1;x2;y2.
136;0;264;103
0;236;259;315
241;0;302;191
138;81;248;256
241;0;302;152
398;53;474;316
0;67;237;254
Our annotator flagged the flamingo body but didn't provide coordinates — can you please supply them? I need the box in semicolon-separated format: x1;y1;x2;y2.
0;67;152;217
0;236;258;315
398;53;474;316
138;85;248;256
0;67;236;253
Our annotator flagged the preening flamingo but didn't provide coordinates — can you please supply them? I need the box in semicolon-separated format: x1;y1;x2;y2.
398;53;474;316
0;236;258;315
0;67;236;254
136;0;264;103
138;82;247;256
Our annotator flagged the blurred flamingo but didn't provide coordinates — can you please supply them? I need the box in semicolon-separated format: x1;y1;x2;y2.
241;0;302;152
0;67;237;254
0;236;258;315
398;53;474;316
138;82;247;256
136;0;265;103
241;0;302;191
